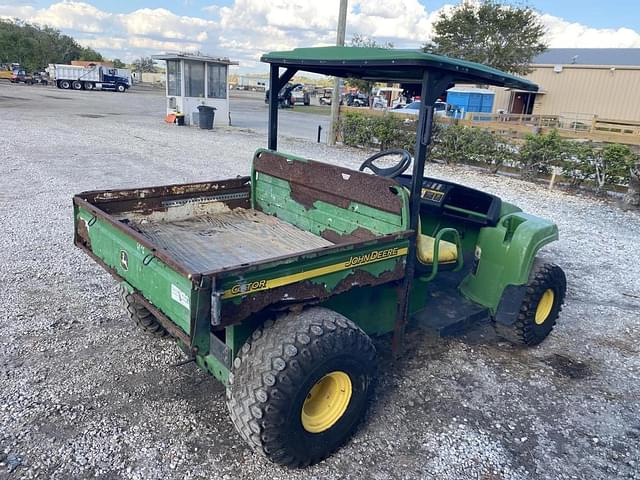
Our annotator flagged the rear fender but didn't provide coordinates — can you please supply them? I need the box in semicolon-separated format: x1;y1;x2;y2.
459;212;558;314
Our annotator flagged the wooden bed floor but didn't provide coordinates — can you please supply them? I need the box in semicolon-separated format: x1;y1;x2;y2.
129;208;333;273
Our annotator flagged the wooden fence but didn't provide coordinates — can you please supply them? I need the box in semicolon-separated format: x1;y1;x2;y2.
459;113;640;145
339;106;640;146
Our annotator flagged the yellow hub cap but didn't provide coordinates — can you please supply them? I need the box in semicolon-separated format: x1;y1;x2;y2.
535;289;555;325
301;371;352;433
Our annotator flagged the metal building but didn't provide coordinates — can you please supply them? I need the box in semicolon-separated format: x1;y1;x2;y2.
491;48;640;122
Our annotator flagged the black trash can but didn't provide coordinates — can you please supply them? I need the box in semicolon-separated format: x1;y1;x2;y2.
197;105;216;130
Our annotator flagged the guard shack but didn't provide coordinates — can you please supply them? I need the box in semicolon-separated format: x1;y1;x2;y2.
153;53;237;127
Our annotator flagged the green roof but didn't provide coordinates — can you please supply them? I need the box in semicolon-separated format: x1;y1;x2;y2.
261;46;537;92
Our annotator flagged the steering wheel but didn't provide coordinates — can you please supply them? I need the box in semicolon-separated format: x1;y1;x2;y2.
359;149;412;178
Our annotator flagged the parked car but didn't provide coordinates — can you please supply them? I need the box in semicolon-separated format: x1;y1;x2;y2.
31;72;50;85
394;100;450;117
345;92;368;107
319;88;344;106
290;85;311;106
10;70;34;84
319;88;334;105
265;83;305;108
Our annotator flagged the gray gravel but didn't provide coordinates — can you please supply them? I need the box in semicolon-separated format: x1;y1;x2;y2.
1;83;640;480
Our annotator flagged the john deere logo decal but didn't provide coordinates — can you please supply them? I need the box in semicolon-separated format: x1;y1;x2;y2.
344;247;400;267
120;250;129;271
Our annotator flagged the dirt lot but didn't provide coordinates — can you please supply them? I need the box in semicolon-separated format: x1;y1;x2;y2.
1;83;639;480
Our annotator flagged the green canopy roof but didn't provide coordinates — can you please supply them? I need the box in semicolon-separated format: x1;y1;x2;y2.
261;46;537;92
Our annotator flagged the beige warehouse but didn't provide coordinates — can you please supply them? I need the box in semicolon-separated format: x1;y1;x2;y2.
491;48;640;122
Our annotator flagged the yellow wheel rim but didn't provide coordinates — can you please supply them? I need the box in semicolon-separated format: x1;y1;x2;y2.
535;289;555;325
301;371;352;433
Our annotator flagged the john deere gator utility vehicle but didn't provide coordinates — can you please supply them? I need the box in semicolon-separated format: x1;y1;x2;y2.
73;47;566;467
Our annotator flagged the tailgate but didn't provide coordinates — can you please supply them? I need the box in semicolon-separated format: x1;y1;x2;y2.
72;176;251;340
74;203;194;335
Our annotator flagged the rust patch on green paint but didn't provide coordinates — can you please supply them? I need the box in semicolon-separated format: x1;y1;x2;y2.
254;150;403;215
218;260;405;326
320;227;377;244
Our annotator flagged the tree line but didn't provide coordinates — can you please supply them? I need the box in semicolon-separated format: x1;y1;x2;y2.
0;19;105;72
0;19;161;74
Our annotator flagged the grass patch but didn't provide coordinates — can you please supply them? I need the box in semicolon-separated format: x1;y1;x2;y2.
289;105;331;116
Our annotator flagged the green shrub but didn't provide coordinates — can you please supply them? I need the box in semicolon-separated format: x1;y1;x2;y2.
561;142;637;192
519;130;570;179
340;112;373;148
340;112;416;153
561;142;595;188
594;144;637;192
431;125;514;173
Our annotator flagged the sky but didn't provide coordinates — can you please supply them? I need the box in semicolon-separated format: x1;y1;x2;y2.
1;0;639;71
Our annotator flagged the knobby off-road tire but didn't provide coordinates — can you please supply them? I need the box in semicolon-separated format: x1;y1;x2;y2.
119;285;167;337
494;261;566;346
227;307;376;467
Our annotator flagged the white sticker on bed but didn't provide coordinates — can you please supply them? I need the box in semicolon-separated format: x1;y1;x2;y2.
171;284;190;310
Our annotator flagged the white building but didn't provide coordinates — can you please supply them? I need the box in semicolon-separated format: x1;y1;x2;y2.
153;53;238;127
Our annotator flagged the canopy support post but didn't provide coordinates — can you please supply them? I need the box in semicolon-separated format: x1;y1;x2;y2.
391;72;452;359
267;66;298;151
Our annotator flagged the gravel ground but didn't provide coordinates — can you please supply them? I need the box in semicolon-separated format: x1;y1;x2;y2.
1;83;640;480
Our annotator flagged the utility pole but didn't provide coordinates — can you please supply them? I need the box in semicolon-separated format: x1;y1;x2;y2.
327;0;348;145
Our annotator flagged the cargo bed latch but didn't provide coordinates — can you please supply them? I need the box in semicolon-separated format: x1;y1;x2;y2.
211;290;222;327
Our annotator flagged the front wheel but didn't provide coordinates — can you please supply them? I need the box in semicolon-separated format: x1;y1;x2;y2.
227;307;376;467
116;84;126;93
494;262;566;346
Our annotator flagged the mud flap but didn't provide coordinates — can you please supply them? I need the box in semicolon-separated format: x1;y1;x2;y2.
493;284;527;325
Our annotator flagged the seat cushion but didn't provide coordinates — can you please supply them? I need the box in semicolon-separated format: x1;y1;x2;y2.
416;234;458;265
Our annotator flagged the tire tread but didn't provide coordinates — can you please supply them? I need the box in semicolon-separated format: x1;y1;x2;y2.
227;307;375;467
494;261;566;346
119;286;167;337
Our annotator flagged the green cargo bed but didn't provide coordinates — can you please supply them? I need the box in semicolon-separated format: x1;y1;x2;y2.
73;150;412;362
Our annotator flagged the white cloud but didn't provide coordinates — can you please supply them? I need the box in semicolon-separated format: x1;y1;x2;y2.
0;1;639;68
541;14;640;48
118;8;214;42
0;1;111;33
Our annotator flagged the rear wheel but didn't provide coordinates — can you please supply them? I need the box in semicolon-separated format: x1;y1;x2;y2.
60;80;71;89
227;307;376;467
119;285;167;337
494;261;566;346
72;80;82;90
83;82;94;90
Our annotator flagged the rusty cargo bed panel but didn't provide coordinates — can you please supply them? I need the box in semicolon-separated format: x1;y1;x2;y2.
73;154;413;363
79;176;252;215
119;207;333;273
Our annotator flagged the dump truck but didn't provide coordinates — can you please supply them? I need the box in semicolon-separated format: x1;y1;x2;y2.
74;46;566;468
52;64;130;92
